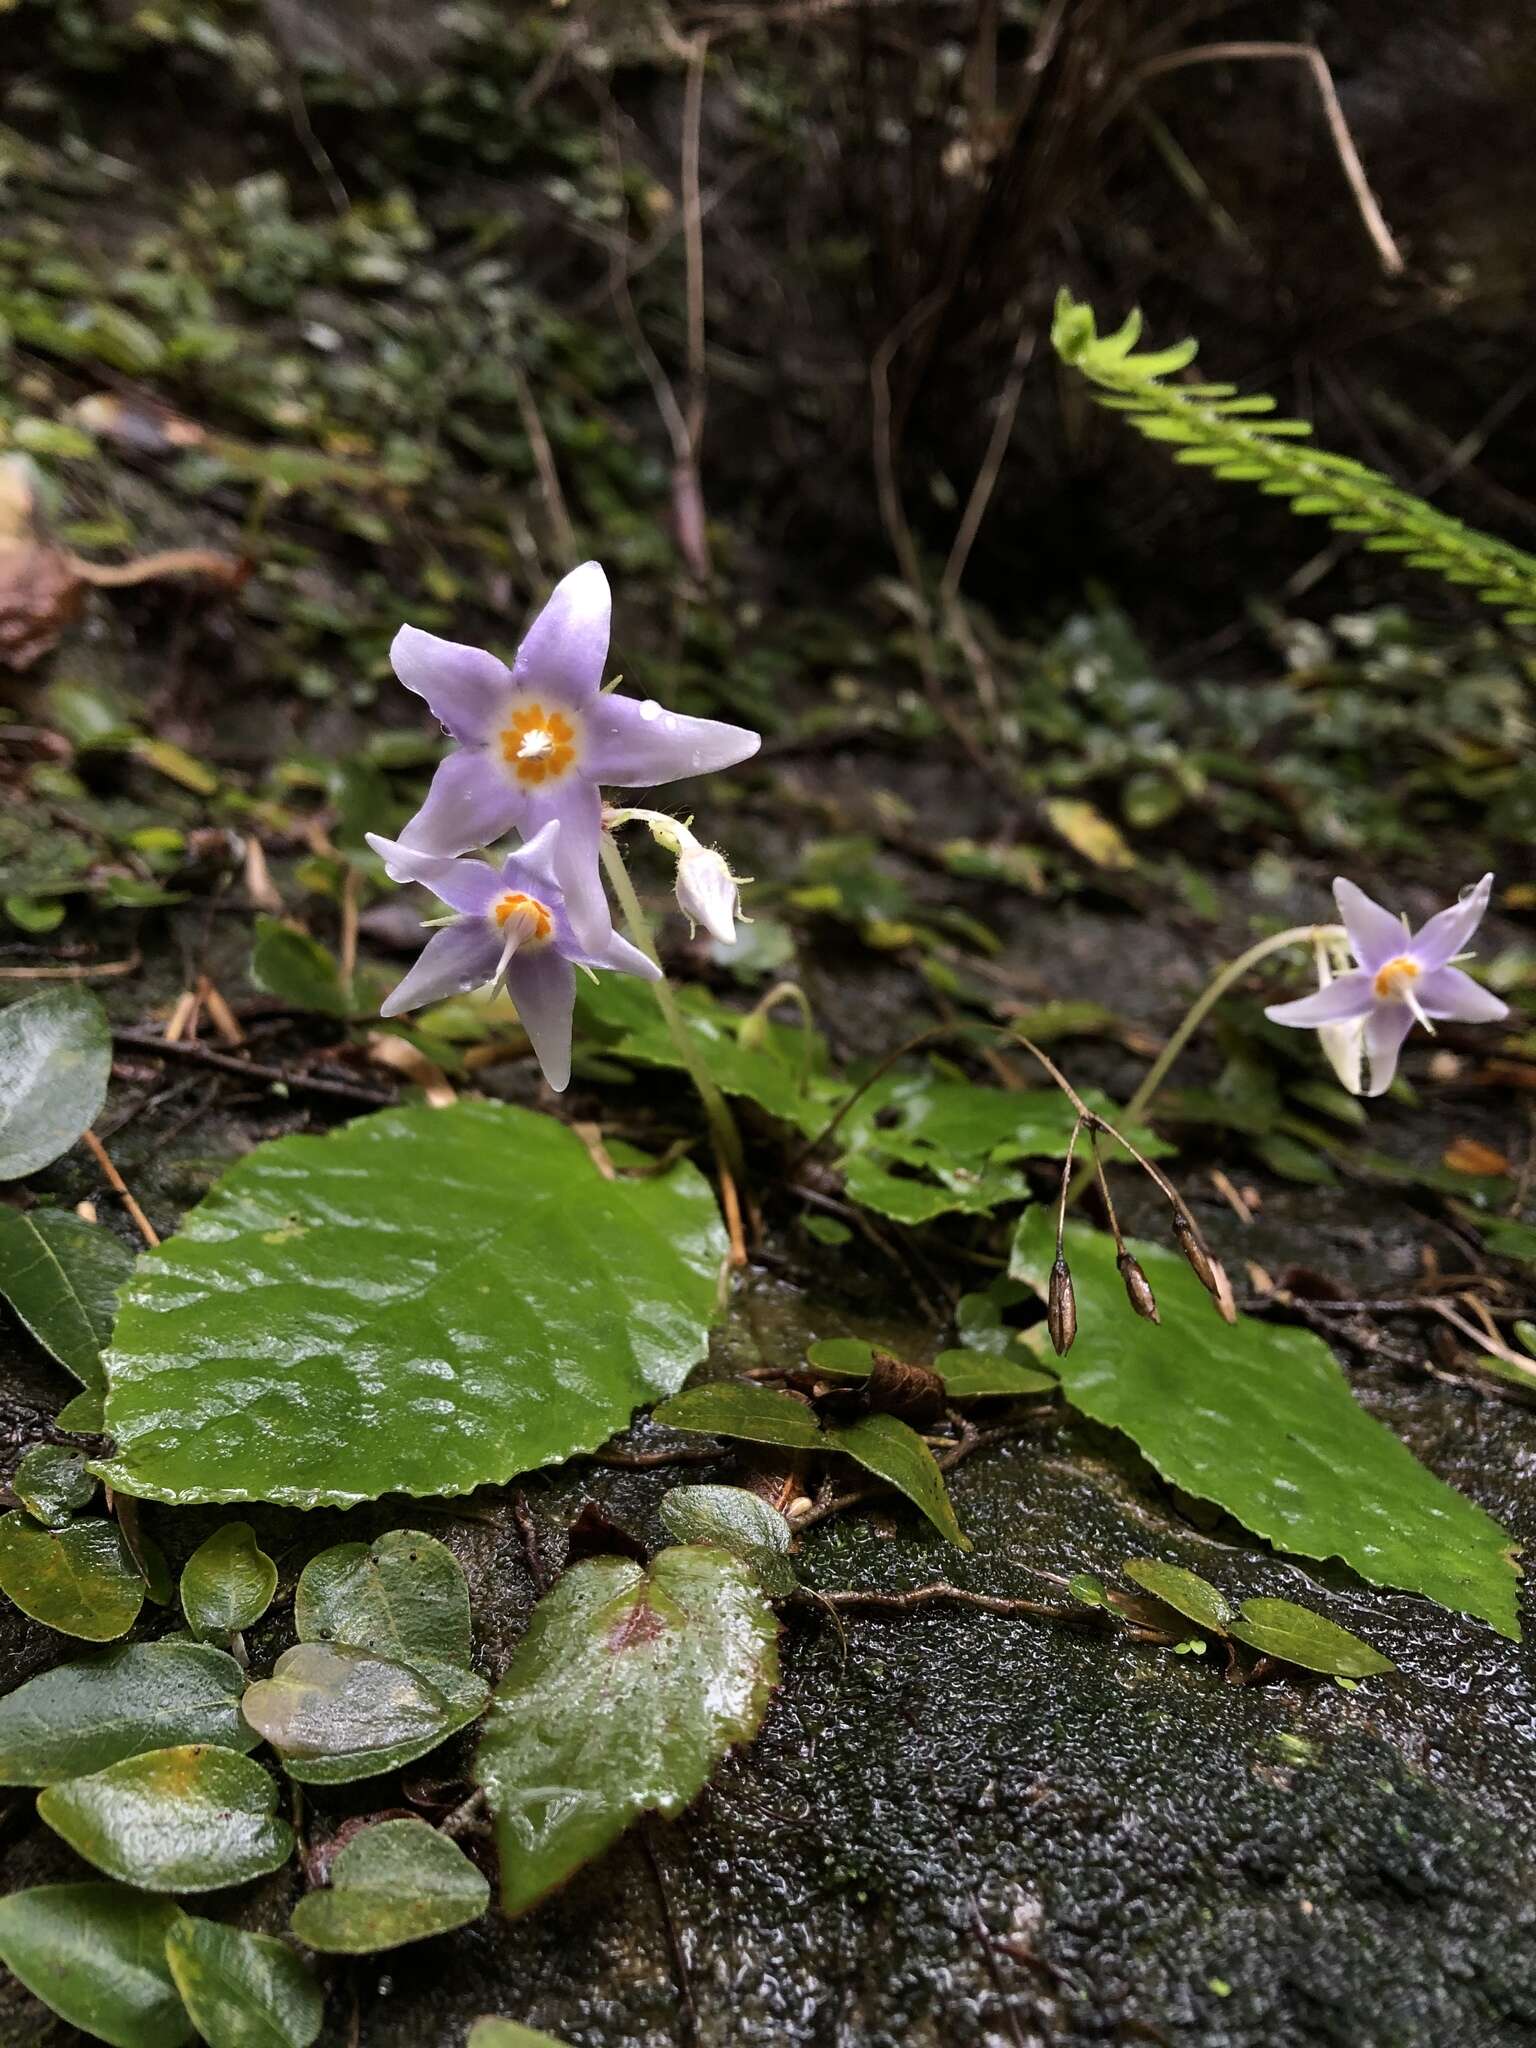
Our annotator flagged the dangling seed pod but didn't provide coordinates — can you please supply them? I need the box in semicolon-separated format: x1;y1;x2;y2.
1171;1209;1220;1298
1209;1256;1238;1325
1047;1255;1077;1356
1117;1251;1160;1323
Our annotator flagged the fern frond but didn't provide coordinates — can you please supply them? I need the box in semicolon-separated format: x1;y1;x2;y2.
1051;291;1536;626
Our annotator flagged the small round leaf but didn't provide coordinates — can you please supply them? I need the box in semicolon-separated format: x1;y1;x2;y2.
38;1744;294;1892
290;1818;488;1953
0;1511;144;1640
0;986;111;1180
1230;1596;1395;1676
181;1522;277;1638
1122;1559;1234;1635
13;1443;96;1526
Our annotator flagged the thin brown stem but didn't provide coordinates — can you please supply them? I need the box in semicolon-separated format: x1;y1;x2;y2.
79;1129;159;1248
802;1582;1072;1619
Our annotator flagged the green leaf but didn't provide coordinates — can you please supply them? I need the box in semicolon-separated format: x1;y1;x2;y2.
240;1642;487;1786
653;1381;825;1451
1011;1211;1520;1637
1122;1559;1234;1635
822;1412;970;1550
0;1512;144;1639
658;1485;797;1596
289;1818;488;1954
0;1641;256;1785
0;1207;132;1387
249;918;351;1018
294;1528;471;1675
476;1549;779;1916
13;1443;96;1525
656;1383;969;1546
38;1745;294;1892
165;1919;322;2048
181;1522;277;1639
928;1350;1057;1398
0;987;111;1179
57;1387;106;1430
468;2025;573;2048
841;1153;1031;1224
0;1885;192;2048
1229;1597;1395;1676
837;1071;1170;1172
97;1102;726;1507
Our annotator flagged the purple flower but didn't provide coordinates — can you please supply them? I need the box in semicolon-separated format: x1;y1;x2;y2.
364;822;659;1094
388;562;760;949
1266;874;1508;1096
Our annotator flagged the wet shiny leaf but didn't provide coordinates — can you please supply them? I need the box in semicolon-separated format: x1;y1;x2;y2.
0;1511;144;1640
658;1485;797;1595
249;918;351;1018
164;1917;324;2048
0;1641;256;1785
241;1641;486;1786
98;1103;725;1506
653;1381;824;1451
0;986;111;1179
294;1528;471;1676
1012;1211;1520;1637
1123;1559;1234;1635
0;1884;192;2048
37;1745;294;1892
1230;1597;1395;1676
0;1207;132;1388
822;1413;970;1550
476;1548;778;1916
181;1522;277;1638
289;1818;488;1953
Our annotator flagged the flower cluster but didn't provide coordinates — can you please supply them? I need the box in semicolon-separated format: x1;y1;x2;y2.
1267;874;1508;1095
368;563;760;1091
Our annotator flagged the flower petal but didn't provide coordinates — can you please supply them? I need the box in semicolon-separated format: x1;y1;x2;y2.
1265;972;1375;1028
379;923;498;1017
1333;878;1407;973
511;561;611;705
583;693;761;787
519;777;610;951
497;819;563;902
364;835;503;917
1409;872;1495;972
1363;1005;1414;1097
1416;964;1510;1024
576;924;662;984
1318;1019;1365;1097
396;751;523;863
505;950;575;1092
391;625;512;743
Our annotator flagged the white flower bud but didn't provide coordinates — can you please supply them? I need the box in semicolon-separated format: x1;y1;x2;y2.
676;843;741;945
1313;938;1364;1096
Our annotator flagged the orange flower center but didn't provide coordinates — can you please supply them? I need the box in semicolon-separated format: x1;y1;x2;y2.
492;891;553;947
499;702;578;786
1372;954;1421;1001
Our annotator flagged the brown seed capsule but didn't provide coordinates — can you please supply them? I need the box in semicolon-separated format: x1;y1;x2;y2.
1171;1209;1220;1298
1047;1255;1077;1356
1209;1256;1239;1325
1117;1251;1160;1323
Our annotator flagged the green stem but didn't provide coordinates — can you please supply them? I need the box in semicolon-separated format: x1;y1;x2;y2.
1122;923;1347;1127
599;832;747;1184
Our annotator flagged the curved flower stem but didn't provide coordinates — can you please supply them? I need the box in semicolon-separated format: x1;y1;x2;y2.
1121;923;1347;1127
599;833;748;1197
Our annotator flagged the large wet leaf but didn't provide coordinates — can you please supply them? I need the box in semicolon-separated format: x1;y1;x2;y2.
96;1102;726;1506
164;1918;324;2048
0;1511;144;1639
241;1641;487;1785
823;1412;971;1549
476;1548;779;1916
0;1884;192;2048
1012;1211;1521;1637
181;1522;278;1639
37;1744;294;1891
0;1641;256;1784
0;1207;132;1387
0;986;111;1179
289;1818;488;1953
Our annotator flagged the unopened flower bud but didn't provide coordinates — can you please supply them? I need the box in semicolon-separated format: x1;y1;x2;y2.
1172;1210;1220;1298
1117;1251;1159;1323
1047;1255;1077;1356
676;844;742;945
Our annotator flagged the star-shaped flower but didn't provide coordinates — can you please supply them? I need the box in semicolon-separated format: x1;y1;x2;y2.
365;822;658;1094
1266;874;1508;1096
388;562;759;949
